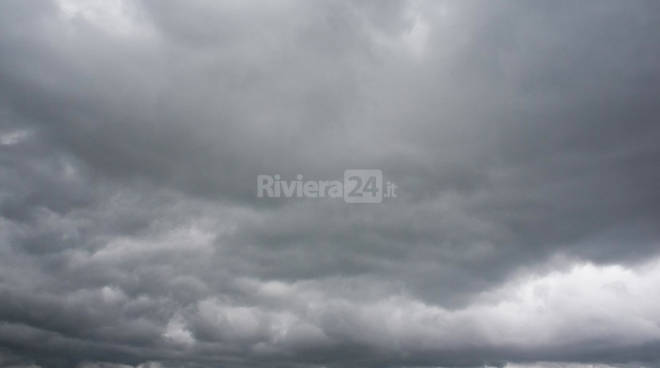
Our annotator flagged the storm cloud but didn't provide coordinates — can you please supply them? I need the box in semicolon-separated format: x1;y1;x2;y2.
1;0;660;367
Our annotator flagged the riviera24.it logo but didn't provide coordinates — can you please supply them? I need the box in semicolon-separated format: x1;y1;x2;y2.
257;170;397;204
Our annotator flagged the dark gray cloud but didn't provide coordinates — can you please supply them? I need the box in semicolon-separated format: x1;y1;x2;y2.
1;0;660;367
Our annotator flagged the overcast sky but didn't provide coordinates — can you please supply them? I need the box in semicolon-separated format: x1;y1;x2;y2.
1;1;660;367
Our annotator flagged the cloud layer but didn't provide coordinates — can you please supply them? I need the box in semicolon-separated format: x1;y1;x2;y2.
1;0;659;367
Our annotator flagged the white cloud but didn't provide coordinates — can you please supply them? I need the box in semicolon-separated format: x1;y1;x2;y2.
55;0;154;37
175;257;660;354
0;130;30;146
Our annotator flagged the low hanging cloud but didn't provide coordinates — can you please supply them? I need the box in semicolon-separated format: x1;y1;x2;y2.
1;0;659;367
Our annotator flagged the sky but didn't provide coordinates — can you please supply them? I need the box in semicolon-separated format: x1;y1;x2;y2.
1;0;660;367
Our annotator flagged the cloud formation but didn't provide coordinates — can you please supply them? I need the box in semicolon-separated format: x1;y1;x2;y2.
1;0;659;367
